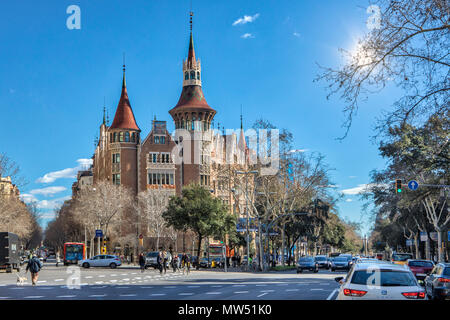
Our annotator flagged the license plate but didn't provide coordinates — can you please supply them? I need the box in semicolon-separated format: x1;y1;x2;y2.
417;273;426;277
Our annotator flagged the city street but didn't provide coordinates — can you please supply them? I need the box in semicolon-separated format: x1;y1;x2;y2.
0;263;344;300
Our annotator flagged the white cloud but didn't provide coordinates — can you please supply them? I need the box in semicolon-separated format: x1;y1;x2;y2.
36;196;71;210
30;186;67;196
20;193;38;203
36;159;92;184
288;149;308;153
345;198;353;202
241;33;254;39
341;183;374;195
233;13;260;26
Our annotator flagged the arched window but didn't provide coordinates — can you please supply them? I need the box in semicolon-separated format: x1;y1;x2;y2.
131;133;135;142
191;116;196;131
125;132;130;142
185;72;189;80
190;71;195;79
113;132;117;142
119;132;124;142
197;72;200;80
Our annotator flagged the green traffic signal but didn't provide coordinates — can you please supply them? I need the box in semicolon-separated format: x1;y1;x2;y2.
396;179;402;193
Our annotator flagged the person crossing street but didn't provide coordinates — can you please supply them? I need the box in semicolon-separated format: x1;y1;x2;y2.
138;253;146;273
26;254;43;286
181;252;190;275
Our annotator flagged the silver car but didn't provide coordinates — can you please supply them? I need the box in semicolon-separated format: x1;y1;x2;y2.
79;255;122;269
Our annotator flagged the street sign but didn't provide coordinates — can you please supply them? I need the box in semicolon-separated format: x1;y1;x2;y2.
430;232;438;241
420;232;427;241
95;230;103;238
407;180;419;191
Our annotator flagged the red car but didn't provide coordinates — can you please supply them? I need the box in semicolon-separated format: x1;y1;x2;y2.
407;259;434;281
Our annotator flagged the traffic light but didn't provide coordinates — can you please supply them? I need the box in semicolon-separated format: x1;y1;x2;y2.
395;179;402;193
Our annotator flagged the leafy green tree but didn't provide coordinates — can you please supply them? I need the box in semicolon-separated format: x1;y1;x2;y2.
163;184;234;259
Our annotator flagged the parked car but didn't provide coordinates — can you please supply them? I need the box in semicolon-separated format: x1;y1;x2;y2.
198;257;211;268
297;256;319;273
144;251;160;269
335;262;425;300
391;252;414;266
406;259;434;281
332;256;351;271
79;254;121;269
424;263;450;300
314;255;329;269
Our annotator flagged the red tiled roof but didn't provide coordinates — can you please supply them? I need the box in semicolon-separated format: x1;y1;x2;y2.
110;77;140;131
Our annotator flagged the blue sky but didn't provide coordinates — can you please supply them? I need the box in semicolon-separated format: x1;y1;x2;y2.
0;0;401;235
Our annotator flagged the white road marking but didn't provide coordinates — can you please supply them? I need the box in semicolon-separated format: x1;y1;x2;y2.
256;284;267;286
89;294;106;297
0;297;11;299
120;294;137;297
150;293;166;296
234;291;249;294
327;289;338;300
232;284;245;287
37;281;47;283
164;286;176;288
257;293;268;298
141;286;153;289
311;288;324;291
188;285;200;288
54;279;64;282
24;296;44;299
98;275;105;278
178;293;194;295
277;283;288;286
206;292;222;295
260;290;274;293
286;289;299;292
37;287;55;290
57;295;77;298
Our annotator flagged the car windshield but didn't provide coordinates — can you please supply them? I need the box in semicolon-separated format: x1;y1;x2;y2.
392;254;413;261
299;257;313;262
335;257;347;262
351;270;417;287
315;256;326;261
146;252;158;257
408;261;433;267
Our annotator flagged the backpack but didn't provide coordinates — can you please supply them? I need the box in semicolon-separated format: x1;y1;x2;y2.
29;258;42;273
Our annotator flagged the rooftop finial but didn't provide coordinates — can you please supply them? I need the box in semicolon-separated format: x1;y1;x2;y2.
190;11;193;32
240;105;243;130
122;52;126;87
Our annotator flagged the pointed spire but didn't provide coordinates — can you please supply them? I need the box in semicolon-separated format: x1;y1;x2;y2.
110;62;140;131
103;105;106;125
187;12;196;68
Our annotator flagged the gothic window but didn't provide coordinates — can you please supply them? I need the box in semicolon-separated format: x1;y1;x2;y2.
185;72;189;80
125;132;130;142
113;132;117;142
190;71;195;79
197;71;200;80
131;133;135;142
119;132;124;142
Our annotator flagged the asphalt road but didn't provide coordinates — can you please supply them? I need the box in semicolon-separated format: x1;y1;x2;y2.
0;263;344;300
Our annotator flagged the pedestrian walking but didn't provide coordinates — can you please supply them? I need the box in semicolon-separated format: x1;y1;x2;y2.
157;251;164;275
139;253;146;273
26;254;43;286
181;252;190;275
172;253;179;273
162;250;169;274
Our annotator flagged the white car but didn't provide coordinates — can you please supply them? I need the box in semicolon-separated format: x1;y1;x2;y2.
335;262;426;300
78;255;122;269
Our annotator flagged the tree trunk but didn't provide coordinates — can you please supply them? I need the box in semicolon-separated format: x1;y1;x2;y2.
414;233;419;259
437;229;443;262
281;227;285;266
197;234;203;261
425;235;431;261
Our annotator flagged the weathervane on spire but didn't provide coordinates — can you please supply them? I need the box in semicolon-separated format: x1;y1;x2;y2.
122;52;126;87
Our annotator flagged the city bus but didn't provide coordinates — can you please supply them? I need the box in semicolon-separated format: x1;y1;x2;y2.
63;242;85;265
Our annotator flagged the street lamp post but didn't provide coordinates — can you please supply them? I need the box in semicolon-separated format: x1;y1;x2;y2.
236;170;258;270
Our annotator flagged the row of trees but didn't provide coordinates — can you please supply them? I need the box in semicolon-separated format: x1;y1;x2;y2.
0;153;42;249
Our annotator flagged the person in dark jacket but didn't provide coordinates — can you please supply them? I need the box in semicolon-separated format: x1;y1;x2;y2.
157;251;164;275
26;255;43;286
138;253;146;273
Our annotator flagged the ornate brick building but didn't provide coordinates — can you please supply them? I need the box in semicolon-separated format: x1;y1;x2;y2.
90;14;250;253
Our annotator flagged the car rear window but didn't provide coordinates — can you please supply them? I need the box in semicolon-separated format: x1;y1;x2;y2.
335;257;347;262
351;270;417;287
392;254;413;261
408;261;433;267
299;257;313;262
